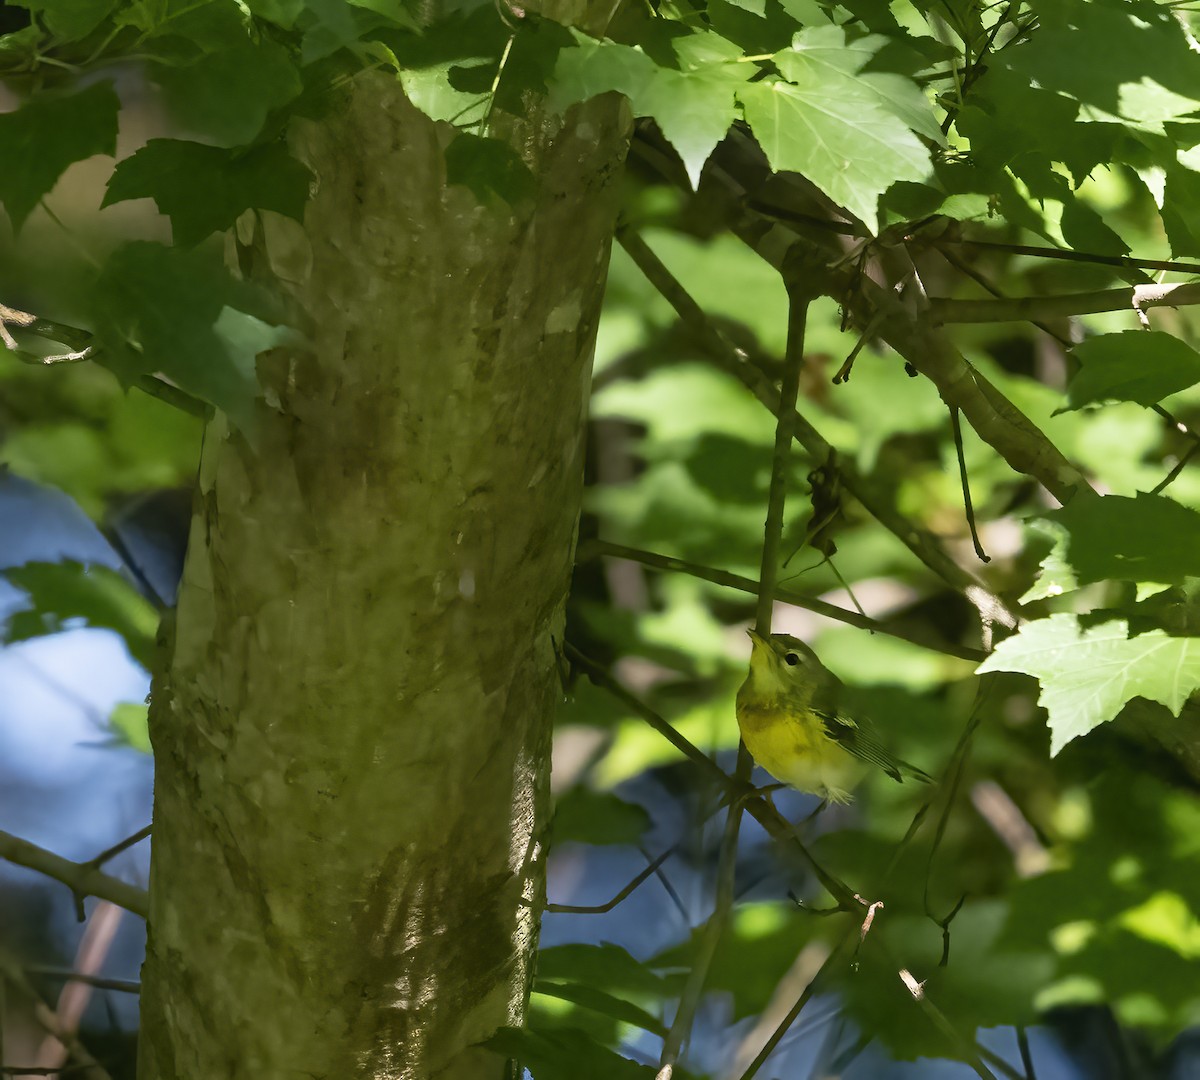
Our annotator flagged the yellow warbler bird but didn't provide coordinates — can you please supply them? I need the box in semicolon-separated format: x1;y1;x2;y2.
736;630;932;804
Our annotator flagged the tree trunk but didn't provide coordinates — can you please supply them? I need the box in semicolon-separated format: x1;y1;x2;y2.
138;73;628;1078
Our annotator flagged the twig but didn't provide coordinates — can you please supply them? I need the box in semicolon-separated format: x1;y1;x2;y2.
85;825;151;871
614;224;1019;645
893;960;999;1080
955;237;1200;276
1151;440;1200;495
34;901;123;1074
976;1043;1029;1080
656;770;747;1072
949;406;990;562
563;643;735;794
659;272;818;1074
1;302;211;419
21;968;140;995
0;953;115;1080
547;847;675;914
929;280;1200;326
936;246;1071;347
641;843;689;924
576;539;985;661
0;830;148;919
1016;1025;1037;1080
734;932;853;1080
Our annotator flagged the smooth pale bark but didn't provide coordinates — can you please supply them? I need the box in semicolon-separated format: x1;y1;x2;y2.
138;73;628;1079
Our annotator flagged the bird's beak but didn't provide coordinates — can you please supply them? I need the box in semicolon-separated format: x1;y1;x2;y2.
746;629;765;646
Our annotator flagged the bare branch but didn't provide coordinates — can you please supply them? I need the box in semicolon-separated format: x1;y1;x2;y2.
0;830;149;919
950;407;990;563
546;847;675;914
577;538;987;662
614;223;1018;644
929;281;1200;326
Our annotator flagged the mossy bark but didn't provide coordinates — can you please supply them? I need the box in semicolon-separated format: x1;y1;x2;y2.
138;74;628;1079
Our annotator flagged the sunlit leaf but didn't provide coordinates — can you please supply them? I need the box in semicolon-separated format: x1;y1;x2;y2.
738;75;928;226
977;614;1200;753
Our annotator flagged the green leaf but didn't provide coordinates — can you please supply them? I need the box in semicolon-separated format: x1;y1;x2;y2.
3;560;158;669
1042;492;1200;587
976;613;1200;754
13;0;117;39
639;67;744;188
103;140;313;246
550;35;657;110
552;787;651;846
738;75;928;227
1002;0;1200;129
780;25;945;144
109;701;152;753
244;0;306;26
537;943;670;999
533;982;666;1037
0;81;119;232
89;242;287;428
1062;330;1200;412
483;1026;658;1080
151;35;302;145
722;0;765;16
444;133;535;205
1019;519;1078;604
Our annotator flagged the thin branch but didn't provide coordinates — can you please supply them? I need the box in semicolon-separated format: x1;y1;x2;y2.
949;407;990;562
0;830;149;919
21;968;140;995
730;202;1200;279
1016;1025;1037;1080
660;275;817;1074
929;280;1200;326
563;644;735;794
615;224;1019;645
956;237;1200;276
893;960;999;1080
641;843;690;924
735;932;853;1080
687;158;1146;505
546;847;675;914
0;953;115;1080
936;245;1071;347
977;1043;1030;1080
1152;439;1200;495
2;302;211;419
657;771;747;1072
85;824;151;871
576;538;986;662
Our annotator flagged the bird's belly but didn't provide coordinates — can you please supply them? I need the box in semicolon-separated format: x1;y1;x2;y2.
738;707;865;803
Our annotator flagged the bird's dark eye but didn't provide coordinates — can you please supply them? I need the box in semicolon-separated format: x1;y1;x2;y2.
784;652;800;666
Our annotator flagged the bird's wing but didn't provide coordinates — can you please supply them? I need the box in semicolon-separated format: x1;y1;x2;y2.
814;708;932;784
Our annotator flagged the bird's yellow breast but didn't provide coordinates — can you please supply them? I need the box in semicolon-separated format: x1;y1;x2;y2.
735;697;865;803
